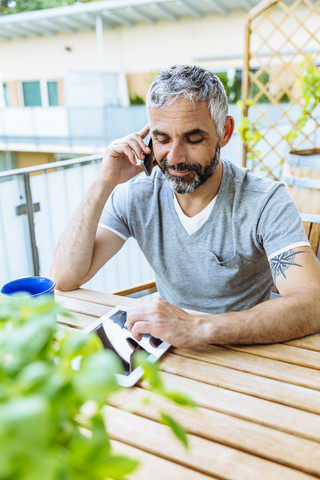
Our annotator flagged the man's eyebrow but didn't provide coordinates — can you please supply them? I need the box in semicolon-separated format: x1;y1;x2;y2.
183;128;206;136
152;129;168;136
152;128;206;136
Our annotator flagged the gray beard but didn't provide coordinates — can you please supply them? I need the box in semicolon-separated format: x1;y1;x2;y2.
159;144;221;194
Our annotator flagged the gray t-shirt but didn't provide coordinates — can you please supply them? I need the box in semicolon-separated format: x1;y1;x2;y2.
99;159;309;314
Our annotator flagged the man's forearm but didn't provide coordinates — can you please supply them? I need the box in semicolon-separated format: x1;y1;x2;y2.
201;291;320;345
125;286;320;348
50;178;114;290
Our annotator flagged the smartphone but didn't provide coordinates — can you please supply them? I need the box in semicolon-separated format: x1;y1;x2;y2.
142;137;156;176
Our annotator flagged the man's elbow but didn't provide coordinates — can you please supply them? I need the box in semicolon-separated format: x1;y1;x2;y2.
50;267;82;292
55;279;81;292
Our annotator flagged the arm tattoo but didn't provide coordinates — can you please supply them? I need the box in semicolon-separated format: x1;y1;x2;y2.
270;249;304;280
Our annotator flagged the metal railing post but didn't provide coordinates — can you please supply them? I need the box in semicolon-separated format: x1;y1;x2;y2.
17;173;40;276
0;155;102;280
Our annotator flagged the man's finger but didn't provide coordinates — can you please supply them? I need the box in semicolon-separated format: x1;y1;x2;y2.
128;136;150;158
125;308;145;330
131;320;151;339
138;124;150;139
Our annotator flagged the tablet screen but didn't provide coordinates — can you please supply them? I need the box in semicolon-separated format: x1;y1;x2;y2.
83;306;171;387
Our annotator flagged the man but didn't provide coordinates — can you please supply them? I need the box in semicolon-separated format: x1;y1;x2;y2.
51;64;320;348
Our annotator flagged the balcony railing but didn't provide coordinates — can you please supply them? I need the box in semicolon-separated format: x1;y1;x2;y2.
0;105;148;152
0;155;154;292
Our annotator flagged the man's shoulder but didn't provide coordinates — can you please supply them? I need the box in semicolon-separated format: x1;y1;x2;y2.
223;159;280;195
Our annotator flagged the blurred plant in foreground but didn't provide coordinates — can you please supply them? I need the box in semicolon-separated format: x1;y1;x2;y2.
0;295;195;480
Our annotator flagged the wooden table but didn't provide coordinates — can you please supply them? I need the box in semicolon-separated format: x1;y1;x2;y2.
56;288;320;480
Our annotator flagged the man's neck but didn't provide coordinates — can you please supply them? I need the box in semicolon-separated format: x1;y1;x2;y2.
175;162;223;217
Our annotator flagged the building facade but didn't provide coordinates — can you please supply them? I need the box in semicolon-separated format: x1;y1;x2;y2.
0;0;260;170
0;0;315;170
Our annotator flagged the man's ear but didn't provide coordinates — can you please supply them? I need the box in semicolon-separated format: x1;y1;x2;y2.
220;116;235;147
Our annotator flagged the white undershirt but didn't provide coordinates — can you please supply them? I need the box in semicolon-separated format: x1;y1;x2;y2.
173;194;217;235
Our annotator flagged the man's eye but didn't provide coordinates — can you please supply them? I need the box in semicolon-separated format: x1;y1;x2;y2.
187;136;203;144
155;136;170;144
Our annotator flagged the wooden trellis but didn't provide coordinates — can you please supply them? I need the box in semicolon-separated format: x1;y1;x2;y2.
241;0;320;180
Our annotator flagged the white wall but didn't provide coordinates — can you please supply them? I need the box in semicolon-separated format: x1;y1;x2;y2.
119;11;247;72
0;3;318;85
0;31;103;79
0;11;247;82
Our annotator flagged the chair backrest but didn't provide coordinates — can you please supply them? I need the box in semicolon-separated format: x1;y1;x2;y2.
301;213;320;259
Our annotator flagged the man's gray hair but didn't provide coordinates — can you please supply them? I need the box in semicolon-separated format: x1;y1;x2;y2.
146;64;229;137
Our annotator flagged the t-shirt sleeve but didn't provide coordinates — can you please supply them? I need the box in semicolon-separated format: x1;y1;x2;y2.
98;184;132;241
256;182;310;259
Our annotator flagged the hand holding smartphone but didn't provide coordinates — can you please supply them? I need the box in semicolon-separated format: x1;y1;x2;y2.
142;138;157;176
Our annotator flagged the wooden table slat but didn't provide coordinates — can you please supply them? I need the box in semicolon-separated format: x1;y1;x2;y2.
285;335;320;351
161;353;320;414
56;294;111;318
57;312;96;329
105;406;316;480
172;346;320;390
224;343;320;369
157;372;320;442
111;440;217;480
56;288;141;307
110;387;320;475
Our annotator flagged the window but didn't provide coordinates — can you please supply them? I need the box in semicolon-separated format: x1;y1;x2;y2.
21;80;59;107
22;81;42;106
47;81;59;106
0;151;17;172
3;83;9;107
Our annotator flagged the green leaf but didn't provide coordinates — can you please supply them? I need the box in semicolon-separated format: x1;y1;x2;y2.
16;361;52;393
133;351;164;391
97;455;140;479
56;329;103;365
163;390;197;408
74;350;123;404
66;437;139;480
2;320;55;375
0;395;50;458
160;412;189;450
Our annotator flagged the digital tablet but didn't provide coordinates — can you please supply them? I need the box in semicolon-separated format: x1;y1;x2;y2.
83;306;171;387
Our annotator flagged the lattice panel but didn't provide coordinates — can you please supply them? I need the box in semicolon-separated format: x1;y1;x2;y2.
242;0;320;180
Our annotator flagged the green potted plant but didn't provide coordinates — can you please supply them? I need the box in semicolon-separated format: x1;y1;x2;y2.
0;295;194;480
285;56;320;149
237;98;263;167
282;56;320;214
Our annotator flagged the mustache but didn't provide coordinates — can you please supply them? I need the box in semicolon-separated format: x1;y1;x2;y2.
160;160;201;173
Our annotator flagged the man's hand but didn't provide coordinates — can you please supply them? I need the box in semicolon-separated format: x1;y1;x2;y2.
101;124;151;186
125;297;207;348
51;125;150;291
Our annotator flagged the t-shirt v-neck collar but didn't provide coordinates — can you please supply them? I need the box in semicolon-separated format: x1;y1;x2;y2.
165;160;227;240
173;194;217;235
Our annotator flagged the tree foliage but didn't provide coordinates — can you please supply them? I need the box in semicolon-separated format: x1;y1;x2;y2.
216;72;242;104
0;0;96;15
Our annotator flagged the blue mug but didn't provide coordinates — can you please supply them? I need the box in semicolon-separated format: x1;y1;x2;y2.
1;276;55;297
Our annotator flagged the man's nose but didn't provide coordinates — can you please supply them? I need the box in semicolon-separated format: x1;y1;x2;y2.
166;141;186;165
